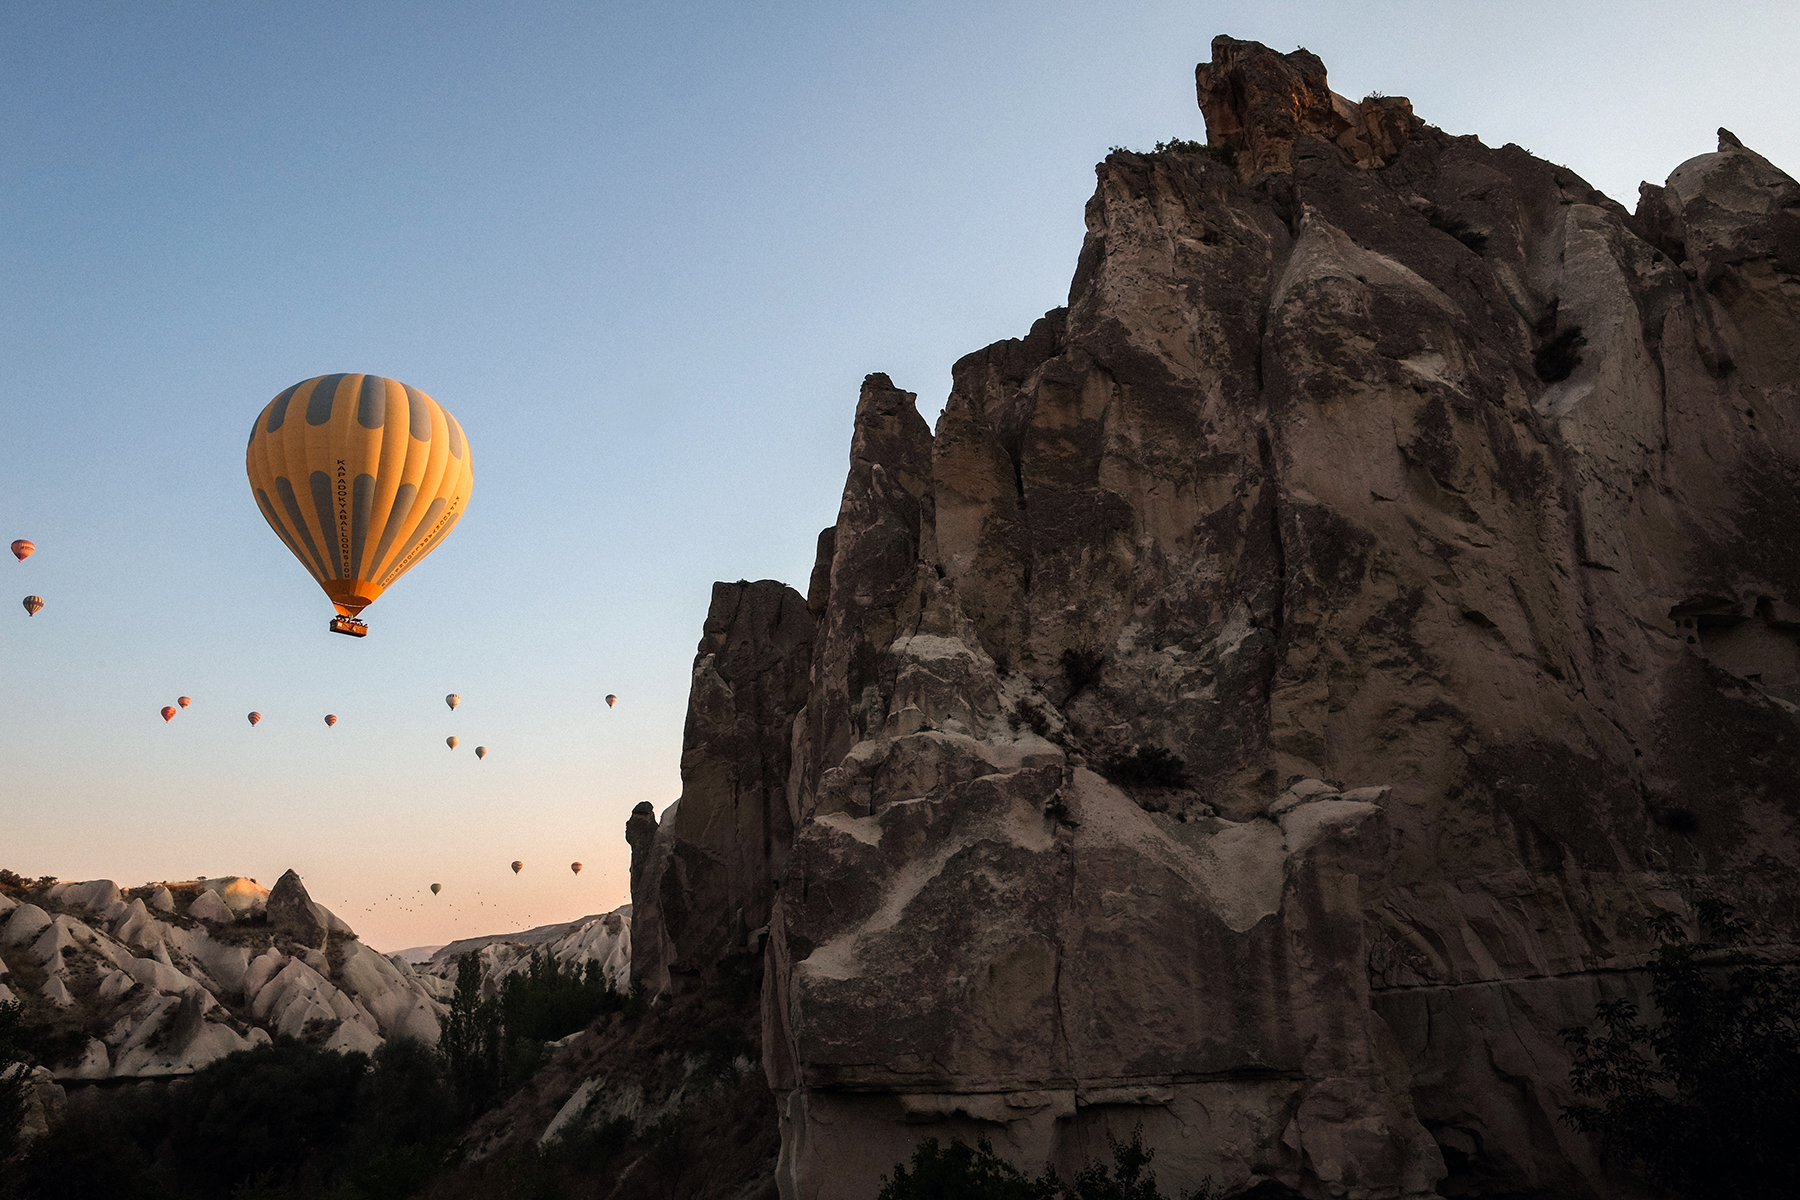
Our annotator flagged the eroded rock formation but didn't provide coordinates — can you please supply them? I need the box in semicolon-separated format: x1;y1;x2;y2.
631;33;1800;1200
0;872;444;1079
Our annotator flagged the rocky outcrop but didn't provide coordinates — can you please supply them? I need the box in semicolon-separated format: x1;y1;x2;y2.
647;33;1800;1200
0;873;444;1079
419;905;632;1000
630;579;815;996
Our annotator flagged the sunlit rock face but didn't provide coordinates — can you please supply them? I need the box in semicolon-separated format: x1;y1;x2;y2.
0;871;445;1079
697;32;1800;1200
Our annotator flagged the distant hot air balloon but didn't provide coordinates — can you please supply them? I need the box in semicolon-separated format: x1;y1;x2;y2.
247;711;262;726
510;860;523;874
245;375;474;638
430;883;442;895
324;714;338;727
446;693;460;710
475;746;487;759
446;736;459;749
570;862;583;875
11;540;34;562
177;696;192;709
21;595;44;616
605;694;617;708
160;706;177;722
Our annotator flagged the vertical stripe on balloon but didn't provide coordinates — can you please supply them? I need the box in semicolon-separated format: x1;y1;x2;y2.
356;374;386;429
349;473;376;579
265;382;301;433
275;476;331;583
305;374;348;426
309;470;345;579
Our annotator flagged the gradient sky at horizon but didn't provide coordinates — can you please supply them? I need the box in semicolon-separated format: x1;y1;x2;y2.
4;1;1795;952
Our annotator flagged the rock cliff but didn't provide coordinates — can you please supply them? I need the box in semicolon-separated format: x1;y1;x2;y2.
631;35;1800;1200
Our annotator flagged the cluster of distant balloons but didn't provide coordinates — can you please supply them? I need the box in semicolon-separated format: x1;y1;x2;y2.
21;374;622;899
426;858;581;897
14;540;42;617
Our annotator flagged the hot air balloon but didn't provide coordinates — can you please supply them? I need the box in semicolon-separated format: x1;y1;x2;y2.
446;736;459;749
11;540;33;562
161;706;177;722
446;694;460;710
177;696;192;709
324;714;338;727
605;694;617;707
22;596;43;616
475;746;487;759
430;883;442;895
510;861;523;874
247;712;262;726
245;375;474;638
570;862;583;875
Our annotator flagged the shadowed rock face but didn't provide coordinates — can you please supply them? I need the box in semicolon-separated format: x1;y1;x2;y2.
630;579;815;997
638;34;1800;1200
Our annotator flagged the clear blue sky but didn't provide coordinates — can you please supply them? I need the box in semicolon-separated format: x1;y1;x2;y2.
3;1;1794;952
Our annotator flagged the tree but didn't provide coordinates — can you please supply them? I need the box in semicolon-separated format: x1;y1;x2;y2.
1561;901;1800;1197
438;951;504;1120
0;1000;33;1164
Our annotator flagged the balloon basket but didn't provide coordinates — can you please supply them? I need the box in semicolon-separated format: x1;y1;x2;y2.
329;616;369;638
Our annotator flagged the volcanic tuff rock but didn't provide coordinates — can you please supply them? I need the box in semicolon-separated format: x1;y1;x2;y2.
626;33;1800;1200
0;872;443;1080
418;904;632;1000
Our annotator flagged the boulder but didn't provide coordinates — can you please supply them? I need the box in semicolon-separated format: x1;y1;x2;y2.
187;889;233;924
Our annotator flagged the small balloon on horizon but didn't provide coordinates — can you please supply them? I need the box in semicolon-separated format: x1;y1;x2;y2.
446;736;459;749
22;595;43;616
324;714;338;727
160;706;177;722
10;540;34;562
177;696;191;709
247;712;262;726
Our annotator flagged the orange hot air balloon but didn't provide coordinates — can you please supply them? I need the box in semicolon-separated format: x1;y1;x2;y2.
605;694;617;708
570;862;582;874
475;745;487;759
510;860;523;874
177;696;192;709
324;714;338;727
446;694;460;710
22;595;43;616
247;711;262;726
430;883;442;895
11;540;34;562
446;736;459;749
246;375;473;638
160;706;177;722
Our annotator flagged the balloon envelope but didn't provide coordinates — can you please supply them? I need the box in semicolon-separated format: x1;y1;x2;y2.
247;712;262;726
446;693;460;710
245;375;474;620
430;883;442;895
605;694;617;707
446;736;459;749
22;596;43;616
475;746;487;759
570;862;582;874
177;696;191;708
10;540;32;562
510;861;523;874
160;706;177;722
324;714;338;727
